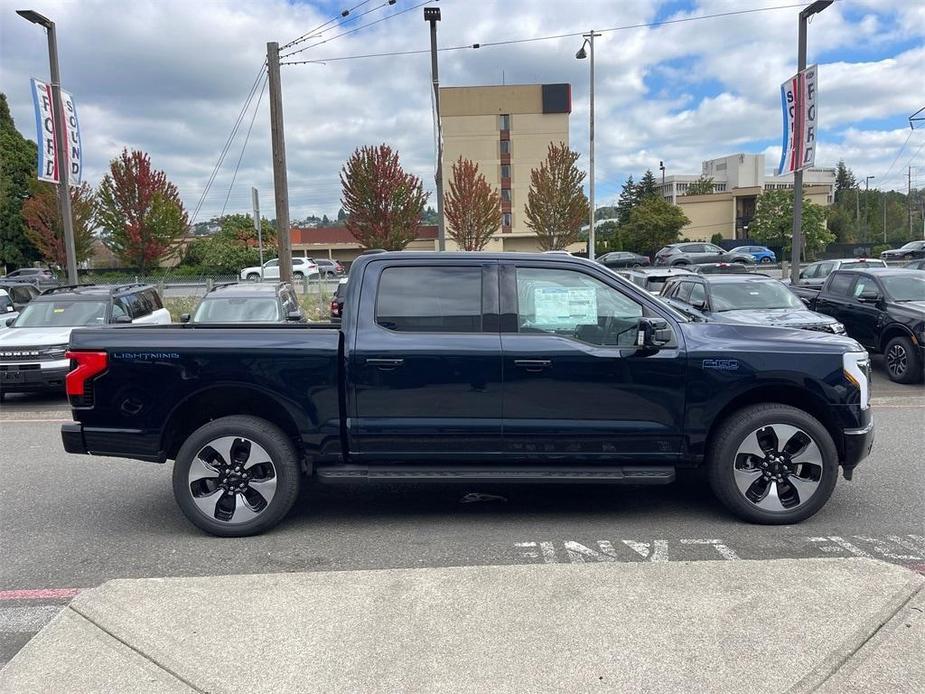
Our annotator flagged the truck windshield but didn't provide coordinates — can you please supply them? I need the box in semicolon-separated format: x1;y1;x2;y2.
14;300;108;327
194;297;281;322
712;281;803;312
880;275;925;302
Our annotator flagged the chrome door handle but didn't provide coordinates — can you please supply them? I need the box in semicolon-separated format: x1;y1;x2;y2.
514;359;551;373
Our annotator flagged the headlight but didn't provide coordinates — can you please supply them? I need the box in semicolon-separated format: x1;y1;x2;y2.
42;344;69;358
831;322;846;334
843;352;870;410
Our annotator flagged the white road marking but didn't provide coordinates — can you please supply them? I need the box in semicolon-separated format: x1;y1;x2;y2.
0;606;62;632
679;538;741;560
622;540;669;562
807;536;874;558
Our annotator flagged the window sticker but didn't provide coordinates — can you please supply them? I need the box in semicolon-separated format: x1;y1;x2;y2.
533;286;597;326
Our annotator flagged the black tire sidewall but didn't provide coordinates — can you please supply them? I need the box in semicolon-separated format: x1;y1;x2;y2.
172;415;301;537
886;336;922;384
707;404;838;524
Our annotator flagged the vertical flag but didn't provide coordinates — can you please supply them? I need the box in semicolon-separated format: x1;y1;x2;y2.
29;78;82;185
777;65;818;175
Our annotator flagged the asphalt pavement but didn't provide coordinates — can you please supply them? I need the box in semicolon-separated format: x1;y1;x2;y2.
0;359;922;670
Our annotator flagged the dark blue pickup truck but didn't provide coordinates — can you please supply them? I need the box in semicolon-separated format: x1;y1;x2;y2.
61;253;874;536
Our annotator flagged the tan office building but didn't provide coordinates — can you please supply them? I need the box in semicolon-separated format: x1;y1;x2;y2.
439;83;576;252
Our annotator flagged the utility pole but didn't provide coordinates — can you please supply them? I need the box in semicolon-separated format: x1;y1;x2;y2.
882;193;886;243
267;41;293;282
910;166;914;237
17;10;78;284
789;1;832;285
576;31;601;260
252;187;264;272
425;7;445;251
864;175;875;238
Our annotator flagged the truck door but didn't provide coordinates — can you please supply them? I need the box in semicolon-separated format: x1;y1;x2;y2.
349;260;502;460
499;261;685;461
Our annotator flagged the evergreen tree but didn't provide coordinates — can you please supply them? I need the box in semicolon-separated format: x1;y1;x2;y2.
635;169;659;203
617;176;636;225
0;93;40;269
834;160;856;205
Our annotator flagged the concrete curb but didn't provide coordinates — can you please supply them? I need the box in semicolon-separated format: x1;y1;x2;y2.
1;558;922;694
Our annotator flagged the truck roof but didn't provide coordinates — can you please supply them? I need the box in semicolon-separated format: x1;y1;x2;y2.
349;251;604;271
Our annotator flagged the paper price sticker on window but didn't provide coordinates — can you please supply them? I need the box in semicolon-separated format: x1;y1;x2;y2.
534;287;597;326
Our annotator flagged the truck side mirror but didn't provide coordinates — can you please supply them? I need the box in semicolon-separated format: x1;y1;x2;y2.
637;317;672;349
857;289;881;304
179;313;191;323
286;310;303;322
4;316;15;327
112;314;132;324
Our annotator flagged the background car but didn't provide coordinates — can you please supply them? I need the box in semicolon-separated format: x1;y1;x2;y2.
597;251;651;269
0;289;19;330
692;263;766;275
880;240;925;261
654;242;754;266
0;282;40;312
791;258;887;290
614;267;693;295
728;245;776;264
182;282;304;324
660;274;845;334
240;257;319;281
0;283;170;397
0;267;58;290
904;259;925;271
313;258;345;278
330;277;348;321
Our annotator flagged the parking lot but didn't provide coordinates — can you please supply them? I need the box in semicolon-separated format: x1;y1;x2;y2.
0;356;922;667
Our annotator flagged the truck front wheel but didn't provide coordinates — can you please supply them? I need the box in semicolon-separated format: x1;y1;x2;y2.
707;404;838;524
172;416;301;537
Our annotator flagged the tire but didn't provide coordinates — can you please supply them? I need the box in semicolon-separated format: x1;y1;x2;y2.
759;257;772;264
631;263;641;269
884;335;923;384
172;416;301;537
246;273;260;282
672;260;690;267
294;272;305;281
707;404;838;524
733;258;748;265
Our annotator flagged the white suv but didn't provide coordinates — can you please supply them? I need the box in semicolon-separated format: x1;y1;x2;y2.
0;283;170;398
240;257;319;281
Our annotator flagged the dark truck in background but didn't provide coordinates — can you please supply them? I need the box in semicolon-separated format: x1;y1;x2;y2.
800;267;925;384
62;253;874;536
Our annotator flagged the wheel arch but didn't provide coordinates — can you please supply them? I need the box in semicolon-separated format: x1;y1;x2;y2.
162;384;303;462
878;323;915;354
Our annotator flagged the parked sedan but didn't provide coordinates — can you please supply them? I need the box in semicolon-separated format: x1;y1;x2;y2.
655;242;755;266
880;241;925;262
660;274;845;334
597;251;650;269
729;245;776;264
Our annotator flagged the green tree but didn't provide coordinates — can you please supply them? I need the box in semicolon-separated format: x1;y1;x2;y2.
523;142;590;251
685;176;715;196
834;160;856;205
97;149;188;273
0;93;40;269
340;144;428;250
750;189;833;260
621;196;689;253
594;219;621;255
617;176;635;225
635;169;659;202
22;180;96;267
218;213;276;249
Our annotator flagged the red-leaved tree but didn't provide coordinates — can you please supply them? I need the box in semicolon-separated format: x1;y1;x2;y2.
97;149;188;273
524;142;589;251
22;181;96;267
340;144;428;250
444;157;501;251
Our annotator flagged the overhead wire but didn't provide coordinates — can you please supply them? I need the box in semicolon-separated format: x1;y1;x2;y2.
281;0;373;50
219;72;270;219
281;2;808;65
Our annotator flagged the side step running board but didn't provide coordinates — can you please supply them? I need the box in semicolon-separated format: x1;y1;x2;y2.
315;465;675;485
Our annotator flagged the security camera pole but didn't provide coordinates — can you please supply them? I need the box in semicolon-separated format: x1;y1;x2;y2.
425;7;445;251
267;41;293;282
16;9;78;284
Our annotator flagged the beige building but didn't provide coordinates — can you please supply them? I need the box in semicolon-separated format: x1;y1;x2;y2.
439;83;577;252
657;153;835;241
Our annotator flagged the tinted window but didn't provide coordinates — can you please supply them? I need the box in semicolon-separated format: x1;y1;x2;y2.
515;267;643;347
147;289;164;310
683;244;704;253
689;283;706;307
827;273;855;297
675;282;694;303
376;266;482;333
0;293;12;313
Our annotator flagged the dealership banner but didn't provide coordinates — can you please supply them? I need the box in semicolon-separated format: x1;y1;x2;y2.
30;78;82;185
777;64;817;175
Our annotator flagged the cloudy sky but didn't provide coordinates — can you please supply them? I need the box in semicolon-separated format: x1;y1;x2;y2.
1;0;923;224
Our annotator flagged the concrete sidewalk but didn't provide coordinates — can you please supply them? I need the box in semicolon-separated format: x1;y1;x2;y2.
1;558;922;693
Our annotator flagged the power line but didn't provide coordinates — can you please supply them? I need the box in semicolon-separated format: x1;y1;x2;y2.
190;62;267;225
281;0;436;60
878;129;914;187
281;0;373;50
220;73;269;218
281;2;807;65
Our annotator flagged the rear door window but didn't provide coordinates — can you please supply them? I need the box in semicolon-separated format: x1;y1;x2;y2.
827;273;855;297
689;283;706;307
376;266;483;333
674;281;694;304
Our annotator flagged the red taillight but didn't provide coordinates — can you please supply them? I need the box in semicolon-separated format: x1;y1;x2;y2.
66;351;108;397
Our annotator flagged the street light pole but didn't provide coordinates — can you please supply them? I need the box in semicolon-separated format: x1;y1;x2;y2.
17;9;78;284
425;7;445;251
789;0;832;286
864;175;875;239
576;31;601;260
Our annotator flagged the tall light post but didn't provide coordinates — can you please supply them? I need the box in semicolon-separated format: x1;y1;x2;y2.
864;175;875;239
17;9;78;284
425;6;445;251
576;30;600;260
789;0;832;285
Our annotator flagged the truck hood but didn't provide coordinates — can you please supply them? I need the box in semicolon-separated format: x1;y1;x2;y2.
0;326;74;347
679;320;862;354
714;308;839;329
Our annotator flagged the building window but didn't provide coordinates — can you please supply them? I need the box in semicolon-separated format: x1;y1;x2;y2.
501;189;512;202
500;140;511;155
499;114;511;130
502;212;512;227
501;164;511;179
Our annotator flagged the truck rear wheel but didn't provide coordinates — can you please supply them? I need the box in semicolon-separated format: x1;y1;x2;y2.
707;404;838;524
172;415;301;537
885;335;922;384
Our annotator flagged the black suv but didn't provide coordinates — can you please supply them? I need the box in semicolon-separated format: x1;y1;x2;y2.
182;282;304;324
814;268;925;383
